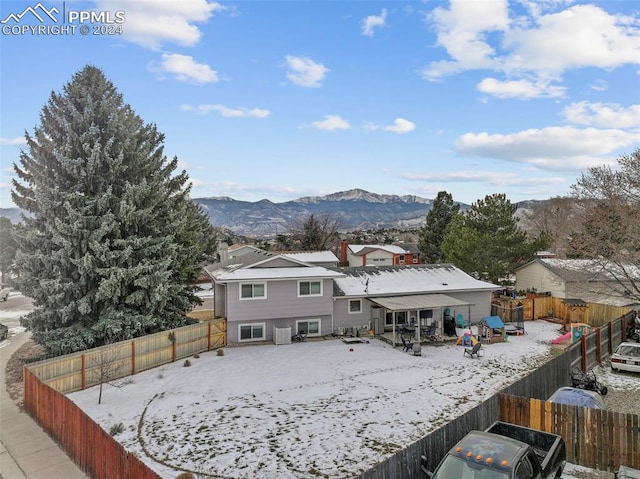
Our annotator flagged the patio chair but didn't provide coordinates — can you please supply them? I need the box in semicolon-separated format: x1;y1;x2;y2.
463;342;483;359
401;336;414;353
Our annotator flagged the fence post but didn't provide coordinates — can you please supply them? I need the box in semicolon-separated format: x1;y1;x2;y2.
207;321;211;351
607;322;613;355
596;328;602;363
131;341;136;375
581;335;587;371
81;353;85;390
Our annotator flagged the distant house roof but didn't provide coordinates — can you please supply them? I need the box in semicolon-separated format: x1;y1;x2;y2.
331;264;498;297
515;258;640;282
281;251;339;264
349;244;409;256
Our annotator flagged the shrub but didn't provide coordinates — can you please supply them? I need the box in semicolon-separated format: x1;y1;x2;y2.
193;353;200;359
175;473;194;479
109;422;125;436
183;359;191;367
216;349;224;356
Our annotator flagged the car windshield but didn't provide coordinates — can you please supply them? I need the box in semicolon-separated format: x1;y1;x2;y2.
616;345;640;357
433;455;510;479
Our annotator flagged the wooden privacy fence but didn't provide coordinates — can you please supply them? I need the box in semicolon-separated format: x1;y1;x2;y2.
493;296;632;327
26;317;226;394
499;395;640;470
23;367;160;479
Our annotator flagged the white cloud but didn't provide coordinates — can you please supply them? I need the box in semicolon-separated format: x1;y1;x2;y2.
365;118;416;134
562;102;640;129
311;115;351;131
95;0;223;50
0;136;26;146
158;53;218;84
454;126;640;170
362;9;387;37
423;2;640;96
476;77;565;99
181;104;270;118
285;55;329;88
402;170;566;187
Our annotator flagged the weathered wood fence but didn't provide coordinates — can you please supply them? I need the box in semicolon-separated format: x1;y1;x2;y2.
499;394;640;471
23;317;225;479
22;310;637;479
26;317;226;394
492;296;632;327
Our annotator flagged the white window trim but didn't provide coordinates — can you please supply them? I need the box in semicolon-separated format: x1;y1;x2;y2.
239;282;267;300
238;322;266;342
295;319;321;337
348;299;362;314
297;279;323;297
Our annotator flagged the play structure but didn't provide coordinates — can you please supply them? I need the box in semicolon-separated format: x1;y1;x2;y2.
455;329;479;347
479;315;506;344
550;323;592;344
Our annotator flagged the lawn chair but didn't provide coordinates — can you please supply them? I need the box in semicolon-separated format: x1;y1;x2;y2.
463;342;483;359
401;336;414;353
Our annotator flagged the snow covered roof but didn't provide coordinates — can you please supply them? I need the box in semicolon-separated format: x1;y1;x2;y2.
332;265;498;297
281;251;339;264
349;244;409;255
215;266;345;282
370;293;471;311
518;258;640;282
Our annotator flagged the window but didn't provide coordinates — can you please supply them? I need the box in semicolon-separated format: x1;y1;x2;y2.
296;319;320;337
349;299;362;314
239;323;265;341
298;280;322;297
240;283;266;299
399;254;405;264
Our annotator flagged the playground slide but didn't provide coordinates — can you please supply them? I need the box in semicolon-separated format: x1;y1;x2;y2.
551;331;571;344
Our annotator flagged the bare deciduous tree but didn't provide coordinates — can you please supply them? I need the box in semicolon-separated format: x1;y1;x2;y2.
569;149;640;303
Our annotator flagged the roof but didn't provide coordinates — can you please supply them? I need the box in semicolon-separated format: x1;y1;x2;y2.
281;251;339;263
331;264;499;297
516;258;640;282
482;316;505;328
215;266;345;282
349;244;409;256
369;294;471;311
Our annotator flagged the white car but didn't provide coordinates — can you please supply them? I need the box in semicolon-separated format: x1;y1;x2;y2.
0;287;10;301
610;342;640;374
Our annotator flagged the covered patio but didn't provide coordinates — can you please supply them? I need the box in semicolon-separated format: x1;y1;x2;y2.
369;293;474;347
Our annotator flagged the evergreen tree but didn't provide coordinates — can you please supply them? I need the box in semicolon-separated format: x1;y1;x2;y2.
441;193;544;284
11;65;216;356
418;191;459;263
0;217;18;284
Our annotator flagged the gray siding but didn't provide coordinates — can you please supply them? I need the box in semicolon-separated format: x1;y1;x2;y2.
228;315;333;343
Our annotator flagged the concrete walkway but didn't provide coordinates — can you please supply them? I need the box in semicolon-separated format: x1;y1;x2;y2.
0;331;87;479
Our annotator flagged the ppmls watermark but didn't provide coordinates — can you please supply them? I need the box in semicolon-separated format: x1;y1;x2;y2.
1;2;125;36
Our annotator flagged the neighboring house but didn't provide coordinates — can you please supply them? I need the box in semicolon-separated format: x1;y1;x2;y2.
515;258;639;307
340;241;420;267
208;244;498;344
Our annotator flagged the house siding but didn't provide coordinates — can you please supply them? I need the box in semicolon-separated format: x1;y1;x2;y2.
515;262;566;297
224;278;335;342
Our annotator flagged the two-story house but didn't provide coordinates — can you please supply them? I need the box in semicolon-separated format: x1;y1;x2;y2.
340;241;420;267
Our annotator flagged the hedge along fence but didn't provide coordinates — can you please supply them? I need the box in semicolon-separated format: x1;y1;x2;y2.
26;317;226;394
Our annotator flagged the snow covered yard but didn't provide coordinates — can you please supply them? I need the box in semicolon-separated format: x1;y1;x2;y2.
67;320;567;478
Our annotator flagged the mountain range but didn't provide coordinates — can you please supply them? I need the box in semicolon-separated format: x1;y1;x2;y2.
1;189;546;237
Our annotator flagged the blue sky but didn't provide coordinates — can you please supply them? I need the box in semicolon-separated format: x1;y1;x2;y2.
1;0;639;208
